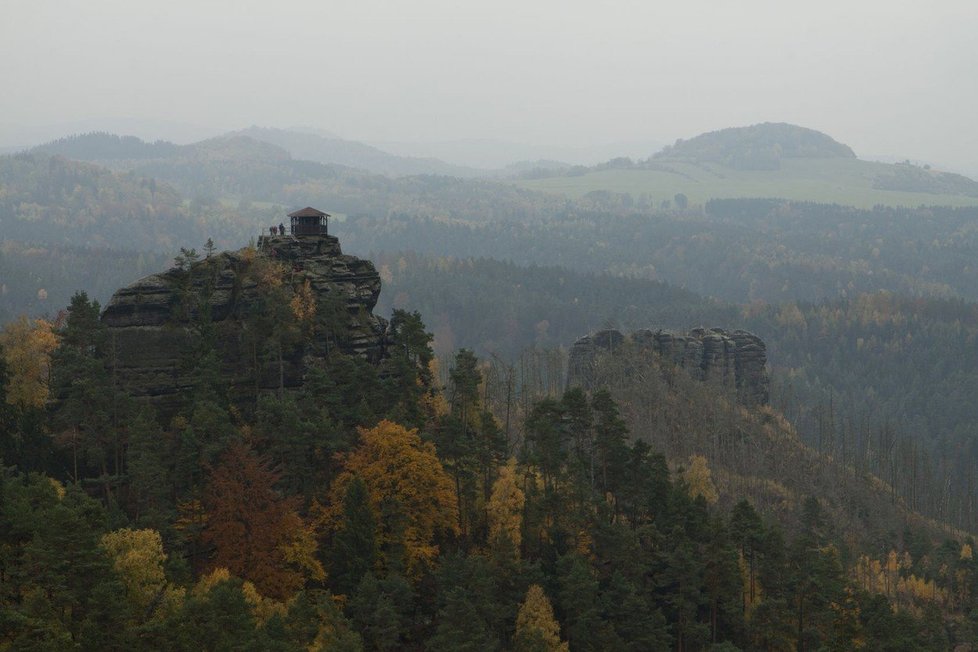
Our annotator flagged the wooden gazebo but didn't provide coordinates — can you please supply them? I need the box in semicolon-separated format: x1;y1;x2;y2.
287;206;329;236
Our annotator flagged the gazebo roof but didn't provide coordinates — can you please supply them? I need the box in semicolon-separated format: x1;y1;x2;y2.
287;206;330;218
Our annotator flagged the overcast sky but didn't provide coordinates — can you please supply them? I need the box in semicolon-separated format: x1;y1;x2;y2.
2;0;977;169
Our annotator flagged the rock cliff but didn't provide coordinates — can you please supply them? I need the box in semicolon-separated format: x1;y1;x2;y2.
100;233;389;417
567;327;769;405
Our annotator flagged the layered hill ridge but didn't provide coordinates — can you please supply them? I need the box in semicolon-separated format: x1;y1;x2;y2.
100;233;389;418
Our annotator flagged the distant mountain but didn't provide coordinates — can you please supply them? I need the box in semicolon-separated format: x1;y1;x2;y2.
233;126;485;177
653;122;856;170
0;117;222;149
185;134;291;162
34;132;290;164
34;132;183;160
373;137;666;169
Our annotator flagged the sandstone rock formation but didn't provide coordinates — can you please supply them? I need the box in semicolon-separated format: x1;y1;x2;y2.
100;233;389;417
567;327;769;405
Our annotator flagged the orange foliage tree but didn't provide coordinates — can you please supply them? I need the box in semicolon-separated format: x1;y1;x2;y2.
323;419;458;576
202;441;323;600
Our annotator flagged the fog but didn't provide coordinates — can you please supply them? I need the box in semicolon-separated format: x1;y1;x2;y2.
2;0;976;170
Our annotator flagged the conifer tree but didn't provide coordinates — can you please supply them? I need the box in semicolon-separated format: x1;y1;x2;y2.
328;476;378;597
590;389;629;498
427;587;500;652
385;309;435;429
556;553;607;651
348;572;415;651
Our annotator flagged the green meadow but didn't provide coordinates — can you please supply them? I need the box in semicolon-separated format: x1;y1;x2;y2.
516;157;978;208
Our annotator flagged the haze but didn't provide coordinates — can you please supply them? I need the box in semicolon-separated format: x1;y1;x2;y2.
2;0;976;170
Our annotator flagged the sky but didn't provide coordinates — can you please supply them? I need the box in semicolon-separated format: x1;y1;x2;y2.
2;0;977;170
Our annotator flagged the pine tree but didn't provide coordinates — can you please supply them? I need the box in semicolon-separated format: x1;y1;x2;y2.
590;389;629;499
328;476;378;597
600;570;671;651
384;309;435;429
729;499;765;617
125;408;172;528
348;572;415;651
426;587;500;651
4;479;131;648
556;553;607;651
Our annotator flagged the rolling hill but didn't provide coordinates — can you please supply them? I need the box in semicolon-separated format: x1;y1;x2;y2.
232;126;486;177
516;123;978;208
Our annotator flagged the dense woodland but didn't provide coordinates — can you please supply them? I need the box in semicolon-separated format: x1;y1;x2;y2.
6;129;978;648
1;286;974;650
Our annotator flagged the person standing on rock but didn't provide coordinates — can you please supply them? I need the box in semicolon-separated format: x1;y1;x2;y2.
279;223;286;235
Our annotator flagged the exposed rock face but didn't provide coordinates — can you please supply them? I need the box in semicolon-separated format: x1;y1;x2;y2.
567;327;769;405
101;233;389;417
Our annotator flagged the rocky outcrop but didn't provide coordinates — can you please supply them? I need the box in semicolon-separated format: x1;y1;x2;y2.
101;233;389;417
567;327;769;405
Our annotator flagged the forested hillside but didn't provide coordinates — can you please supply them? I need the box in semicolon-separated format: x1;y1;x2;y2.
346;200;978;304
6;127;978;648
1;276;972;649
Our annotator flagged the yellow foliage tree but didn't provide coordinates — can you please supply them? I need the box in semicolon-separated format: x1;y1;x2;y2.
422;358;450;418
683;454;719;504
100;528;184;620
513;584;569;652
324;419;458;576
289;278;317;328
487;458;525;554
0;315;59;408
193;568;286;624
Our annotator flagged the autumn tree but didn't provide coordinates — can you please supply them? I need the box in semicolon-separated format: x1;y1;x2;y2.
100;527;183;622
513;584;568;652
0;314;59;410
325;420;458;576
202;440;324;599
487;458;525;556
683;454;719;505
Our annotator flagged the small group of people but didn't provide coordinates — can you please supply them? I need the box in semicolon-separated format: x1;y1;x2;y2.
268;223;286;236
